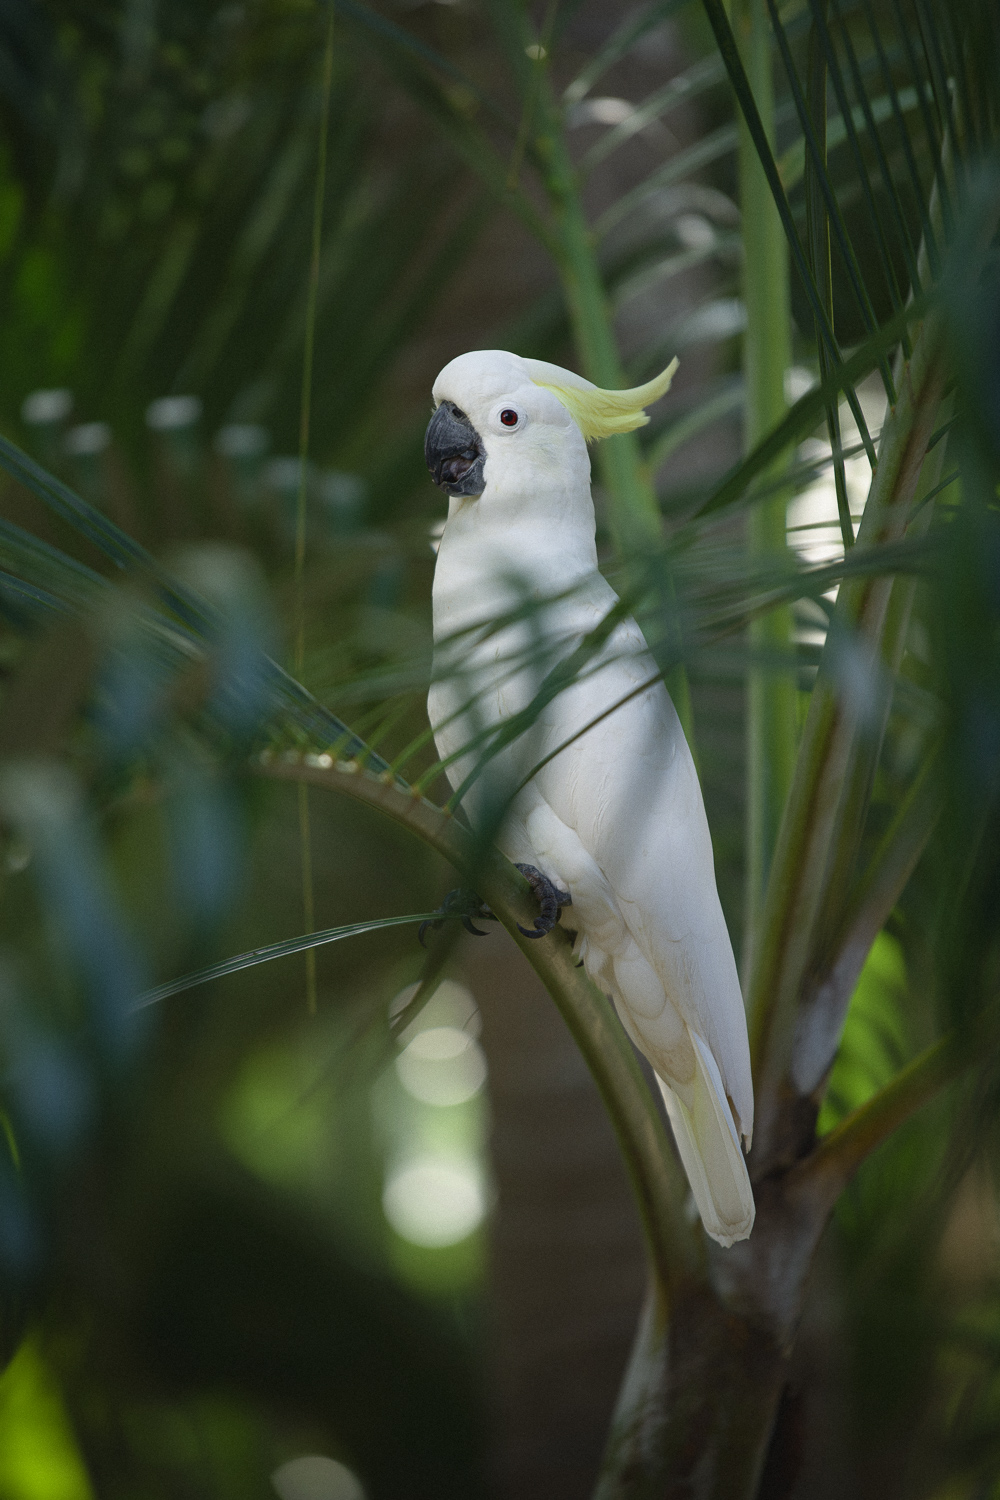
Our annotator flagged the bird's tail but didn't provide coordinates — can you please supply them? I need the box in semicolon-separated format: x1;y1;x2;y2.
657;1033;755;1247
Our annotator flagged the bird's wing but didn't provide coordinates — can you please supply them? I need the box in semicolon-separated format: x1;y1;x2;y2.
432;566;752;1138
529;591;753;1138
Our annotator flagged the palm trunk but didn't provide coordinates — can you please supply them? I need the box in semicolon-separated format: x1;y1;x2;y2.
594;1169;839;1500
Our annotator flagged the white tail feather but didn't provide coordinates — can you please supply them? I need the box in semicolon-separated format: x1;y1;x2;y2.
657;1035;755;1247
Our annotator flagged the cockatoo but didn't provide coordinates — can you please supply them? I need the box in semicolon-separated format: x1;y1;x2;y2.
423;349;754;1247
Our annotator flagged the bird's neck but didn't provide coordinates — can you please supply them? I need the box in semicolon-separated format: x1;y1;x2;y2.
433;482;599;639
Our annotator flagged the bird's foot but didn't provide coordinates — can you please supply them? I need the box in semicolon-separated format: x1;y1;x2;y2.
515;863;572;939
419;888;495;947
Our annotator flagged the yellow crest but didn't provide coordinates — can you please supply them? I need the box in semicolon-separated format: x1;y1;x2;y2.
530;357;679;443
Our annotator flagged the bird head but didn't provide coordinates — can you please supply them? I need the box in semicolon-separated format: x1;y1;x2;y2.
425;349;678;500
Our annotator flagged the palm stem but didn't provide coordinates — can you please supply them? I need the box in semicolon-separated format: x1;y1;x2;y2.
732;0;798;974
535;78;695;738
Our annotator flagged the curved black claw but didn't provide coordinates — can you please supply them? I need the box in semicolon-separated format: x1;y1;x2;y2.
419;888;495;947
514;863;572;939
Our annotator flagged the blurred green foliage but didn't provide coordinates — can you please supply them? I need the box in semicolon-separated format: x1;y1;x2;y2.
0;1339;93;1500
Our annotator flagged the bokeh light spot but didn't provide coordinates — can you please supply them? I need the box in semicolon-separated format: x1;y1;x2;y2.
382;1159;485;1247
395;1026;487;1106
272;1455;366;1500
388;978;480;1042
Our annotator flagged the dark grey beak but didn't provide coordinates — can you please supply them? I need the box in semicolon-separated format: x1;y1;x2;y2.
425;402;486;497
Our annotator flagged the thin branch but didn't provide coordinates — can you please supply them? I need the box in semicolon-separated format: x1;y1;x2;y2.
293;5;335;1016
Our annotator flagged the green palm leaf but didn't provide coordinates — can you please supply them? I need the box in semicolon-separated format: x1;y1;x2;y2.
134;912;449;1009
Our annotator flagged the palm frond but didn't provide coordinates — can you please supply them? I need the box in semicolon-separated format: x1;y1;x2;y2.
135;913;451;1010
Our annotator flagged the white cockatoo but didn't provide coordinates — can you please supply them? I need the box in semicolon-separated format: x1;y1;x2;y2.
423;349;754;1246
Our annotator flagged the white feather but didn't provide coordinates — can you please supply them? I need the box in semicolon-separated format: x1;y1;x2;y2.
656;1038;755;1248
427;350;755;1246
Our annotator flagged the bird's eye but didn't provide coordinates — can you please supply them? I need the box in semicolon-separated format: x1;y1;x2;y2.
489;402;525;433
